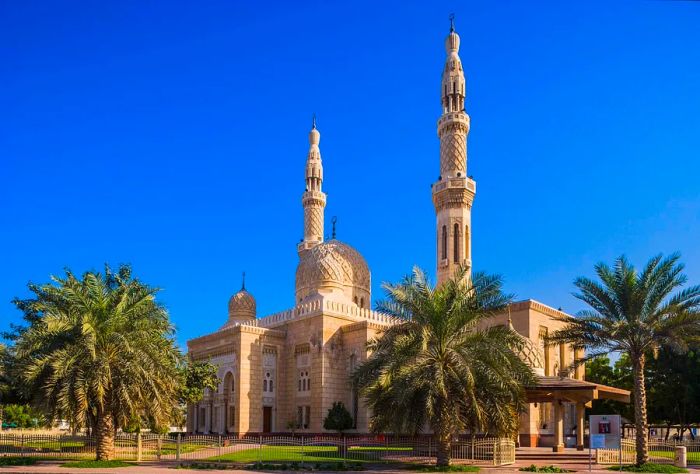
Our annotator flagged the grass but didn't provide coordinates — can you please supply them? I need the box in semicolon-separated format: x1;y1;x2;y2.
207;444;415;463
208;445;360;463
649;451;700;463
607;463;688;473
520;465;573;473
0;457;38;466
175;461;365;471
62;460;135;468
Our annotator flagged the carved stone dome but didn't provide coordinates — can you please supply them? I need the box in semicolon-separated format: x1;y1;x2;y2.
295;239;371;304
228;288;256;321
514;335;545;376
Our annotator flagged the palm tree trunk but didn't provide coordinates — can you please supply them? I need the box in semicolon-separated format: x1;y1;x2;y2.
95;410;115;461
434;413;452;467
633;354;648;466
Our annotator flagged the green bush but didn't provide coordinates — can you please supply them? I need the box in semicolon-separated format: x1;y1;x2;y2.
0;457;38;466
520;465;573;473
323;401;354;433
61;460;134;468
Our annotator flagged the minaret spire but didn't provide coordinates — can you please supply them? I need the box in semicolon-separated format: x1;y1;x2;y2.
298;117;327;255
433;18;476;285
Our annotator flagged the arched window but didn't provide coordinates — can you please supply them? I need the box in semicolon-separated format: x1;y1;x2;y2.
349;354;358;429
453;223;460;263
354;296;358;305
263;380;268;391
360;298;364;309
465;225;470;259
441;225;447;260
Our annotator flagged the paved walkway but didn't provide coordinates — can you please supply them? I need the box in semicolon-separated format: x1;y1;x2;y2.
2;462;700;474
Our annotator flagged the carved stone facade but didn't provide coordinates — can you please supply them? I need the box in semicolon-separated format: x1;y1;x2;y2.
186;21;590;447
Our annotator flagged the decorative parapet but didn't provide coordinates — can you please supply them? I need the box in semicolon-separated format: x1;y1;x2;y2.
235;296;402;330
510;299;574;321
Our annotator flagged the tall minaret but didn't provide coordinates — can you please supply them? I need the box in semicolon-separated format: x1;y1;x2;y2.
433;17;476;285
298;117;327;255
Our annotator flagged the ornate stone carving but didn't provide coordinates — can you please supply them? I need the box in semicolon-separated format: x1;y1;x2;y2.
228;289;256;321
295;240;371;299
515;337;545;371
439;132;466;174
303;206;324;241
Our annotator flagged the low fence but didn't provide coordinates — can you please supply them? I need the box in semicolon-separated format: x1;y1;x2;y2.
0;433;515;466
597;439;700;465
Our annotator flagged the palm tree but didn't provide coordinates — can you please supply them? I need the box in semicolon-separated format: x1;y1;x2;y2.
548;254;700;466
12;264;181;460
353;266;535;467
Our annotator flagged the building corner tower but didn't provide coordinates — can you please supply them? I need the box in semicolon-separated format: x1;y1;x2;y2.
298;118;327;255
433;18;476;285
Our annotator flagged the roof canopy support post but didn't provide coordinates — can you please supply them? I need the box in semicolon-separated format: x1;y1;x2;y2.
576;402;585;451
553;401;565;453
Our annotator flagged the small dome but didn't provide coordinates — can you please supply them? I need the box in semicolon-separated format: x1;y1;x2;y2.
228;288;256;321
309;127;320;146
515;338;545;376
445;30;460;53
295;240;370;303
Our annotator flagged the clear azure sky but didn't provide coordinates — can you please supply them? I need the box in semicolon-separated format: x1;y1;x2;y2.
1;1;699;349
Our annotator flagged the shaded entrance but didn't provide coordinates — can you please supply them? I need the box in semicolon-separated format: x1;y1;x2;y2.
526;376;630;452
263;406;272;433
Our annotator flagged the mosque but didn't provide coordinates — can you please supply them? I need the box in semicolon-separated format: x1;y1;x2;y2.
186;21;629;451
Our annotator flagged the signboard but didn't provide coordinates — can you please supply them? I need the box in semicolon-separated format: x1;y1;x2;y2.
589;415;622;449
590;434;606;449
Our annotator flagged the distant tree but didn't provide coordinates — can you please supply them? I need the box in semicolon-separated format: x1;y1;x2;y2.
549;254;700;466
178;360;220;406
353;266;534;467
11;264;181;460
585;355;633;420
323;402;354;434
2;404;47;429
646;346;700;439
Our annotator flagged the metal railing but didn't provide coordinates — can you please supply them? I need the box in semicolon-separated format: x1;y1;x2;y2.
0;433;515;466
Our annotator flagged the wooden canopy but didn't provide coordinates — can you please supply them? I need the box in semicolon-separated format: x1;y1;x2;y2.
526;376;631;405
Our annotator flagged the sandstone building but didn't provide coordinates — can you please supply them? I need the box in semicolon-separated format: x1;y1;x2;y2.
186;20;628;450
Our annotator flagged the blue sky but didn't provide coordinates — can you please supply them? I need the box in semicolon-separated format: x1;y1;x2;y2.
1;1;699;349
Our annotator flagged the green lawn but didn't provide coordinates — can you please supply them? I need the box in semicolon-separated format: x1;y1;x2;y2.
142;442;204;455
607;463;688;473
648;451;700;464
207;444;416;463
208;445;348;463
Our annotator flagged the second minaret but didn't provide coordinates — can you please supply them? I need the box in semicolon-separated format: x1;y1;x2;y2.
433;19;476;285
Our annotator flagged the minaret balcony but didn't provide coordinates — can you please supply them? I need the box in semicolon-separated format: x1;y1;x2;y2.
437;111;470;131
432;176;476;194
302;191;326;207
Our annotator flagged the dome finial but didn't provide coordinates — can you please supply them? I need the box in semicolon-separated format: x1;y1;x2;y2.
312;113;317;130
331;216;337;239
241;271;246;290
449;13;455;33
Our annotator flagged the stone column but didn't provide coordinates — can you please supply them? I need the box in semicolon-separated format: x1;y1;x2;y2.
576;403;585;451
553;401;565;452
